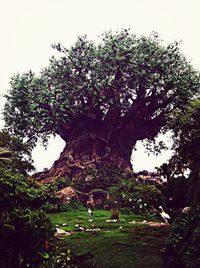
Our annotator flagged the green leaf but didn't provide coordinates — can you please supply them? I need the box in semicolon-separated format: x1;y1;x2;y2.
2;224;15;235
39;251;49;259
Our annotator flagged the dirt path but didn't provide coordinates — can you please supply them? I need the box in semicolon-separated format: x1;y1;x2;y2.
129;221;170;227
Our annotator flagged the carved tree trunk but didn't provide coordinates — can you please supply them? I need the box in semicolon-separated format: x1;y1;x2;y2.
33;128;135;183
32;100;165;183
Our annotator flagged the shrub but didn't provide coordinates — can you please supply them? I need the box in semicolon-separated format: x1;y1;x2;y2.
162;175;189;209
0;168;45;211
136;185;164;210
0;208;55;268
108;180;163;214
52;177;73;191
111;209;120;220
165;206;200;268
0;131;35;174
75;164;136;192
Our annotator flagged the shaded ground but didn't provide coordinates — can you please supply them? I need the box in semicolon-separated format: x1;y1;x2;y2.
48;210;170;268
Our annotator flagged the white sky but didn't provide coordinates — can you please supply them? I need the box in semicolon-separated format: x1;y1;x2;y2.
0;0;200;172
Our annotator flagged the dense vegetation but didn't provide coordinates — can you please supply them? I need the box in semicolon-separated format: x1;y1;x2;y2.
164;99;200;267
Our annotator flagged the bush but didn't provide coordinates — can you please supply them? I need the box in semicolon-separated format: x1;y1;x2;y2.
0;208;55;268
165;206;200;268
108;180;163;214
111;209;120;220
135;184;164;211
75;164;136;192
0;168;45;211
52;177;73;191
162;175;189;209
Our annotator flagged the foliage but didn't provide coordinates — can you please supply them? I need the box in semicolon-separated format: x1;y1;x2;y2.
168;98;200;166
0;151;57;267
0;130;35;174
0;147;13;165
158;162;188;211
165;206;200;268
39;177;81;213
68;164;163;214
158;99;200;210
164;99;200;267
0;208;55;268
4;30;200;150
108;179;163;214
41;199;84;213
110;209;120;220
162;175;190;209
75;164;135;192
135;184;164;211
0;167;77;213
0;168;45;211
0;167;61;267
40;246;72;268
53;177;72;190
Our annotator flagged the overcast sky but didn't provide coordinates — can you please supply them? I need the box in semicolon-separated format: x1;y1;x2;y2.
0;0;199;172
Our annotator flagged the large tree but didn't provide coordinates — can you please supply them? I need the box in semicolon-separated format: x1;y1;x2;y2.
3;30;200;182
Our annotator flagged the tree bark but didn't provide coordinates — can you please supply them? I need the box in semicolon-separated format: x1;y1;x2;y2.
32;100;166;183
33;128;135;183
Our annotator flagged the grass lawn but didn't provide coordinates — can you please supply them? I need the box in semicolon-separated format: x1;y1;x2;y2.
47;209;170;268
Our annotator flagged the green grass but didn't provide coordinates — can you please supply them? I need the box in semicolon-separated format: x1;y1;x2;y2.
47;209;170;268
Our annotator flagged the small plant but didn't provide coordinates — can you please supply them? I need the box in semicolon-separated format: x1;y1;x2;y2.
111;209;120;220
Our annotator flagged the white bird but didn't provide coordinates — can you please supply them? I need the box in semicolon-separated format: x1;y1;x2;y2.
159;206;171;224
88;208;93;218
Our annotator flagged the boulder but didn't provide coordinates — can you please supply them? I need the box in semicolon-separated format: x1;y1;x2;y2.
56;186;78;203
54;228;71;238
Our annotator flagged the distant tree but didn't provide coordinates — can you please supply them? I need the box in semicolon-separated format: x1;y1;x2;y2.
168;98;200;169
168;98;200;206
3;30;200;181
0;130;35;174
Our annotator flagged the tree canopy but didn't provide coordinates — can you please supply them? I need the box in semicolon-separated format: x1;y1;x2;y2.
4;30;199;150
168;98;200;169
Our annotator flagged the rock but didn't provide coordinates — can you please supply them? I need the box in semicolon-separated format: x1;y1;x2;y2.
181;207;191;214
106;219;117;223
86;228;101;234
128;221;136;224
54;228;71;238
119;226;123;229
56;186;78;203
62;223;68;226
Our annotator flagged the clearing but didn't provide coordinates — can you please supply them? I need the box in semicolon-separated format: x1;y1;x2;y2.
47;209;170;268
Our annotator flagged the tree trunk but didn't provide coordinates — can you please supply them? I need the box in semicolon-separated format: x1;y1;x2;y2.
33;129;135;183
